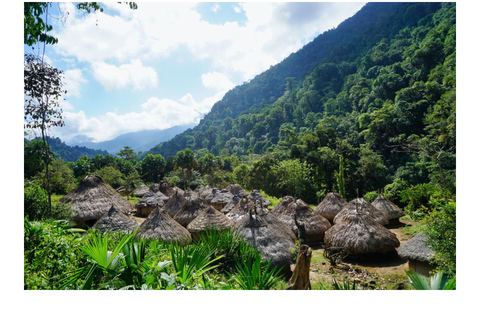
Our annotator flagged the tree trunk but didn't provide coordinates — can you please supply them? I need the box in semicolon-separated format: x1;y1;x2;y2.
287;244;312;290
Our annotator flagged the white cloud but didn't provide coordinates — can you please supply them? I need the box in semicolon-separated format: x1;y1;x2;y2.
92;59;158;91
53;2;365;82
52;92;223;143
201;71;235;92
64;69;87;97
211;3;221;13
233;5;242;14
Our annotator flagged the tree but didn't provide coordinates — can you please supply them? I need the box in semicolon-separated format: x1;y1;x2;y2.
117;146;137;161
24;2;137;47
140;154;166;183
24;53;66;215
173;148;197;189
273;159;312;199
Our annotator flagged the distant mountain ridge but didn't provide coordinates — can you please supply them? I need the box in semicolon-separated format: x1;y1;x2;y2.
66;125;195;154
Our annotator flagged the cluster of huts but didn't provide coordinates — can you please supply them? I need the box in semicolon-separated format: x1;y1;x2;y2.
59;175;436;277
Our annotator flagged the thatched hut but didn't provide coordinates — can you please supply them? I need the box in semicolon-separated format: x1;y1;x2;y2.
314;192;347;222
60;175;134;228
226;197;251;222
271;196;295;216
158;182;176;198
277;199;331;244
247;190;271;207
173;196;207;227
204;187;219;203
135;191;169;216
210;189;234;210
220;195;240;213
234;207;296;278
324;205;400;258
334;198;388;226
136;205;191;245
226;184;249;197
372;195;405;227
398;233;436;276
196;185;213;199
187;206;234;240
163;190;186;217
133;184;149;198
92;204;139;234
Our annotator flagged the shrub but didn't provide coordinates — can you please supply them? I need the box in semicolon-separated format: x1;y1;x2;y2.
399;183;445;219
24;181;49;220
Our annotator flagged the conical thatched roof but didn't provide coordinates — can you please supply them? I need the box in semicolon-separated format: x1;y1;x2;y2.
398;232;435;262
226;184;249;197
196;185;213;199
247;190;271;207
92;204;139;234
277;199;331;244
187;206;234;237
210;189;234;210
132;184;149;198
159;182;176;198
324;208;399;257
204;187;219;203
135;191;167;210
60;175;133;221
271;196;295;216
234;208;296;277
226;197;252;222
163;190;186;217
314;192;347;221
184;189;200;202
334;198;388;226
221;195;240;213
173;196;207;227
371;195;405;221
136;206;191;245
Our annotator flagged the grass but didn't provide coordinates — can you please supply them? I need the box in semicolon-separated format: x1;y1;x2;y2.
124;196;140;206
51;194;64;202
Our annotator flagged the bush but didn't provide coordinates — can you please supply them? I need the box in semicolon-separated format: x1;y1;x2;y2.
399;183;445;219
363;191;379;202
424;199;456;277
24;181;49;220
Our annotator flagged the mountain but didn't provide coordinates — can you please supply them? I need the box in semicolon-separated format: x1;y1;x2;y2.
147;2;445;158
32;136;109;162
67;125;195;154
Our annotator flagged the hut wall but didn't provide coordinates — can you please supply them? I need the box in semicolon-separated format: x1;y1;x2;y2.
408;260;436;277
211;203;225;211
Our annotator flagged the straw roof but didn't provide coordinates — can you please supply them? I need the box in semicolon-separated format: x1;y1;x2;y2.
173;196;207;227
226;184;249;197
271;196;295;216
135;191;167;210
314;192;347;221
136;205;192;245
163;190;186;217
397;232;435;262
334;198;388;226
278;199;332;244
92;204;139;234
221;195;240;213
196;185;213;199
247;190;271;207
324;208;400;256
371;195;405;221
60;175;133;221
210;189;234;210
159;182;176;197
133;184;149;198
234;207;296;277
187;206;234;236
204;187;219;203
226;197;251;222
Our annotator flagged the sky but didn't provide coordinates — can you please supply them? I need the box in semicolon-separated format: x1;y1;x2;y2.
24;2;367;144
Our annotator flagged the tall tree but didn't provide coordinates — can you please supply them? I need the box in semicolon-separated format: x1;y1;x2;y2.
24;53;65;215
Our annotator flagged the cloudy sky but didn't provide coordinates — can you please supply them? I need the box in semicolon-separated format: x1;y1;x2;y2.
25;2;366;143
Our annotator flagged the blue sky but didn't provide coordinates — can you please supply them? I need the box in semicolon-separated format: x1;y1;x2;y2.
24;2;366;143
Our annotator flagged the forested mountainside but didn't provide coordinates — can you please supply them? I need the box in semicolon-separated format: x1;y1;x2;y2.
148;2;455;202
26;137;109;162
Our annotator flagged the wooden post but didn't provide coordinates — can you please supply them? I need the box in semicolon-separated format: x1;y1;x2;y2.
287;244;312;290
